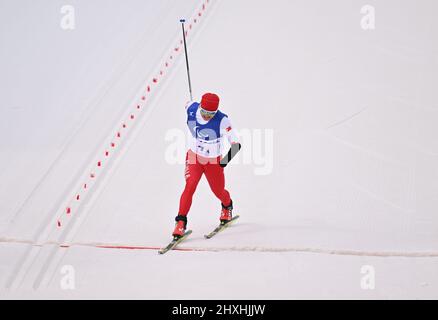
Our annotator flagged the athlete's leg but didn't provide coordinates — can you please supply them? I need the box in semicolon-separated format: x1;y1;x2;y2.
204;161;232;207
178;151;204;216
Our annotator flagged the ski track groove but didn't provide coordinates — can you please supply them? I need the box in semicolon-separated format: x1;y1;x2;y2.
4;0;217;292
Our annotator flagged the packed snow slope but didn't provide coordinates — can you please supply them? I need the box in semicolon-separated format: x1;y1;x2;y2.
0;0;437;299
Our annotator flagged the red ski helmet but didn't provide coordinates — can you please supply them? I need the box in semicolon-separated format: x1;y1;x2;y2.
200;93;220;112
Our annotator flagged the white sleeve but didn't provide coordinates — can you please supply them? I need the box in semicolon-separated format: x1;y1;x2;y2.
184;100;193;110
220;117;240;144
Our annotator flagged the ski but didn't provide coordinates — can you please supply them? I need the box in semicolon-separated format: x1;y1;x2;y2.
158;230;193;255
204;215;240;239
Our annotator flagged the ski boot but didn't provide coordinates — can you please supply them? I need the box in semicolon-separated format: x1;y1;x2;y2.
172;215;187;239
220;200;233;225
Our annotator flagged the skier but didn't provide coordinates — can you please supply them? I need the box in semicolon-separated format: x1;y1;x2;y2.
172;92;241;238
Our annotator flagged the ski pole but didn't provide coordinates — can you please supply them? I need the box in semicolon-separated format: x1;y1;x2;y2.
180;19;193;101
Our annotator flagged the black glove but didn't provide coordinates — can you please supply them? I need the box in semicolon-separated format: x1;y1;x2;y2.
219;143;241;168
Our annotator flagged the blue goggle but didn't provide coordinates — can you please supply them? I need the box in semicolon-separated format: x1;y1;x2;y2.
200;107;216;118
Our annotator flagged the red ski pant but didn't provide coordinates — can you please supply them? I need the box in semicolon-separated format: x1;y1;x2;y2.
178;150;231;216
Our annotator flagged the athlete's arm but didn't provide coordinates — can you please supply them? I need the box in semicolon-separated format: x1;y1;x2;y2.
219;117;241;168
184;100;193;110
220;142;241;167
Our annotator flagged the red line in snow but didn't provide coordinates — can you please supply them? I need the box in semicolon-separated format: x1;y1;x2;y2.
97;245;160;250
59;244;200;252
97;245;199;251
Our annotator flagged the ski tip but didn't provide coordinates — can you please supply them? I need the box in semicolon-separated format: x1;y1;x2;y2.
158;230;193;255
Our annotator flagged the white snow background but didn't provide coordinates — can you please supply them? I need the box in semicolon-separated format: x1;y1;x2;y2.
0;0;437;299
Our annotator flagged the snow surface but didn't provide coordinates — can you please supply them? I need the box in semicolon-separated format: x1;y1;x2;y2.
1;0;438;299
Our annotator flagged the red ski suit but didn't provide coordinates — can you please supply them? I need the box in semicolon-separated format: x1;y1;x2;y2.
178;150;231;216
